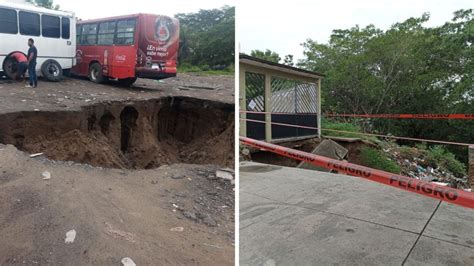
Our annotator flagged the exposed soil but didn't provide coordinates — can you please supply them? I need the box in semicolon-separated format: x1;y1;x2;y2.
246;137;372;168
0;74;235;265
0;144;234;265
0;97;234;169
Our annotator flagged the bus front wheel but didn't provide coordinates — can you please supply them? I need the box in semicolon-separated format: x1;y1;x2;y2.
41;59;63;82
89;63;106;83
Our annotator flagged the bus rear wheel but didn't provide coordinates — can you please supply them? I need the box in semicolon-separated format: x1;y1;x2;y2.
88;63;106;83
118;77;137;87
41;59;63;82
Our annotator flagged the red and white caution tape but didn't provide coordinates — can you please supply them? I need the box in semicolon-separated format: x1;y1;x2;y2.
240;110;474;120
240;137;474;209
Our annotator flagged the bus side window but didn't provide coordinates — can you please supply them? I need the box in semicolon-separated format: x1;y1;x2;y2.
19;11;40;36
0;8;18;34
81;23;98;45
62;17;70;39
42;15;60;38
98;21;115;45
76;24;82;42
115;19;135;45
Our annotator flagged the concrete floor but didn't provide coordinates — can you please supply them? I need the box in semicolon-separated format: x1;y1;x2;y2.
240;161;474;265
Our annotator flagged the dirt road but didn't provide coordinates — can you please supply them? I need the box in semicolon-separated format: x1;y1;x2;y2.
0;74;235;265
0;73;234;114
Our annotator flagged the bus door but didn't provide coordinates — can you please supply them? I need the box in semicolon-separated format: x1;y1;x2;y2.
109;19;137;79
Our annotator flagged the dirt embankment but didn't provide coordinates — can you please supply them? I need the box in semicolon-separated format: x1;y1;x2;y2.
0;96;234;169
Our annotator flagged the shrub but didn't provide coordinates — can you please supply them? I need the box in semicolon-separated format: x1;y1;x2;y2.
360;147;401;174
426;146;466;177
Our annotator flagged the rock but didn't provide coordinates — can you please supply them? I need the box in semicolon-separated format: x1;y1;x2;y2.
241;148;250;156
182;211;197;221
171;175;185;179
206;174;218;180
170;226;184;232
216;170;233;181
175;192;186;198
203;215;217;227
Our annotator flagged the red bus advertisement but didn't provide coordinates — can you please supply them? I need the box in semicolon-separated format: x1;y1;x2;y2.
72;13;179;86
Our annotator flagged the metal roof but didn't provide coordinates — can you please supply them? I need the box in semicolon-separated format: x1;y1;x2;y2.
239;54;325;79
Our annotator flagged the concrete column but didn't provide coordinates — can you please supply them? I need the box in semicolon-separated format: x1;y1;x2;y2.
469;145;474;189
264;74;272;142
239;66;246;137
317;78;322;139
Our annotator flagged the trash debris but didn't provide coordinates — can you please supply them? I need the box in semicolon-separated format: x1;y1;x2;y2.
41;171;51;180
104;222;136;242
170;226;184;232
432;182;449;187
65;229;76;243
121;257;136;266
30;153;44;158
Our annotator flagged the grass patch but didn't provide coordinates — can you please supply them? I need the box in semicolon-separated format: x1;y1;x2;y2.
178;64;234;75
321;119;378;143
425;146;466;177
360;147;401;174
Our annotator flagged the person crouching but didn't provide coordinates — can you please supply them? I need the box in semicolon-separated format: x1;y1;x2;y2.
10;52;28;82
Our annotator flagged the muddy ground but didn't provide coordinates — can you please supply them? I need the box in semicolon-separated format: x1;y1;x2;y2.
0;74;235;265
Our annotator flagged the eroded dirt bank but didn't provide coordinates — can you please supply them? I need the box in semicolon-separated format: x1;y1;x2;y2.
0;96;234;169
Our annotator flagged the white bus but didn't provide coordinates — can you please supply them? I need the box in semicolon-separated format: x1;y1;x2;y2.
0;1;76;81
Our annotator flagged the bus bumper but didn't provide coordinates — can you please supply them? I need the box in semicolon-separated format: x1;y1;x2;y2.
135;67;177;80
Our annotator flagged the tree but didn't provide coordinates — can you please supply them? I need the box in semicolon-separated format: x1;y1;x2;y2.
299;9;474;162
26;0;59;10
250;49;281;63
283;54;294;66
175;6;234;69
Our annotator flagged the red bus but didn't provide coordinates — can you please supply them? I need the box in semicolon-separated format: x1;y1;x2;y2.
72;13;179;86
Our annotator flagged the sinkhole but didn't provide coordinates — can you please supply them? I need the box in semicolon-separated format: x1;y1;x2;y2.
0;97;235;169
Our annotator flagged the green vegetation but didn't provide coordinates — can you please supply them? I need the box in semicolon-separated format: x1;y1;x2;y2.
178;63;234;75
249;49;295;66
176;6;234;72
425;146;467;177
299;9;474;164
360;147;401;174
26;0;59;9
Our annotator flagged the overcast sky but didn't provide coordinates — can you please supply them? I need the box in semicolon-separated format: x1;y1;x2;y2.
53;0;234;19
238;0;473;61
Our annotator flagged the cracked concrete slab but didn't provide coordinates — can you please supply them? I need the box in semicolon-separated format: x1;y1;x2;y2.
240;161;474;265
240;161;439;233
404;236;474;265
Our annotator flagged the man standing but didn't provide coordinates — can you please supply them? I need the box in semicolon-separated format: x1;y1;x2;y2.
26;38;38;88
